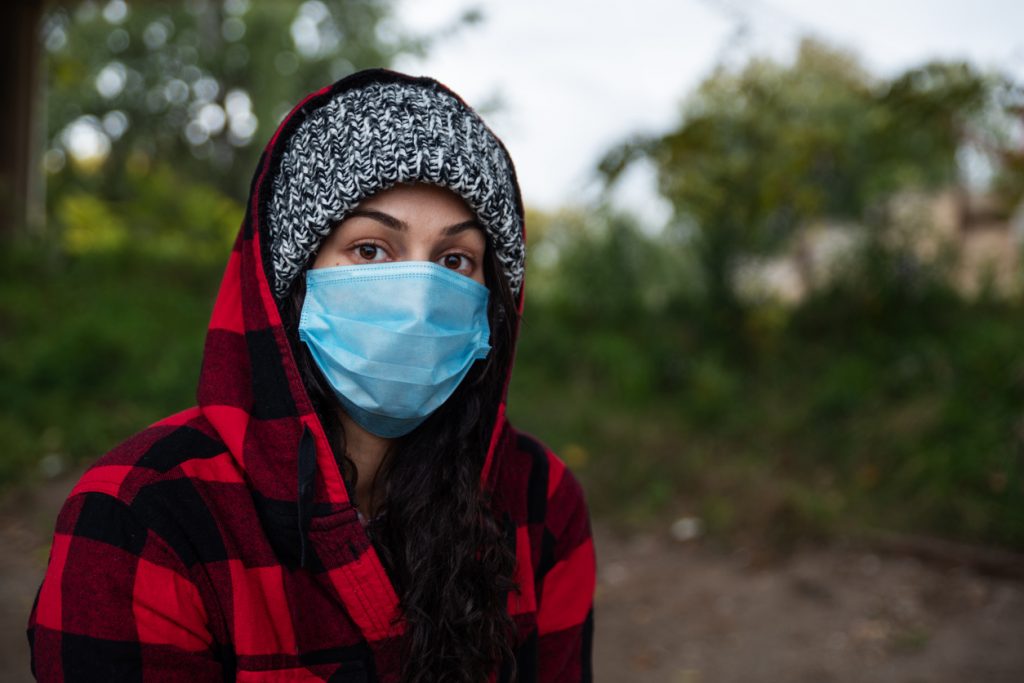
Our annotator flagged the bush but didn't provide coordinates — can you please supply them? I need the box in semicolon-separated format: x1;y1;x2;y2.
0;241;222;486
509;209;1024;549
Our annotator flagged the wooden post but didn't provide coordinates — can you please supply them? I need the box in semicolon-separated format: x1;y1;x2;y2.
0;0;45;235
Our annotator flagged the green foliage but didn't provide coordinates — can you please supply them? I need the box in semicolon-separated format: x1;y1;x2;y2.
528;206;695;319
509;201;1024;550
56;163;243;260
598;39;1022;311
519;205;697;401
40;0;465;205
0;242;221;485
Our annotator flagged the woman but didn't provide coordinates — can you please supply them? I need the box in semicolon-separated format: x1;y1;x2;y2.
27;69;595;682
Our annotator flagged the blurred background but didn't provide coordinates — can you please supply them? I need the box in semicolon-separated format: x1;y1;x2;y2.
2;0;1024;681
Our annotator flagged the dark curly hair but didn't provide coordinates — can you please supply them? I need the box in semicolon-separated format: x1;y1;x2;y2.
281;243;520;682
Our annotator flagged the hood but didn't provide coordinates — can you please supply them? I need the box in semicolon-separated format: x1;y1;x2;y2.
196;68;526;532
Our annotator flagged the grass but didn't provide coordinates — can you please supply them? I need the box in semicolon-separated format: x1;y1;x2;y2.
508;288;1024;550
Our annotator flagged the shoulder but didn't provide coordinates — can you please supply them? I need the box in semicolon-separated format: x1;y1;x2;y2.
70;406;230;505
30;408;224;668
495;427;590;541
56;407;235;565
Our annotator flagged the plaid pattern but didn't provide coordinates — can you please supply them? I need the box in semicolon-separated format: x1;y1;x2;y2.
27;69;595;682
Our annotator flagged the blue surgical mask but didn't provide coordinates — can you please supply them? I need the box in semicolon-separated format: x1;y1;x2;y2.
298;261;492;438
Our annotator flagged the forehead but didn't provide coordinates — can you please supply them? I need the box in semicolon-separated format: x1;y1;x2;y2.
335;184;487;248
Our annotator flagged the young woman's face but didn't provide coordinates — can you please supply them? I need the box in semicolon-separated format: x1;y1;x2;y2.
312;183;487;284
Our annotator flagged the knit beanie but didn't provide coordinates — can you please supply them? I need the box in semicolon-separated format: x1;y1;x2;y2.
267;76;524;299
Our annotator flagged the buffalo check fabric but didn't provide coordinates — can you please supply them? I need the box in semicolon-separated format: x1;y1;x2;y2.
27;69;595;682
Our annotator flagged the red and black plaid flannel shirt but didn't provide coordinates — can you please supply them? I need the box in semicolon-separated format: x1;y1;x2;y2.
27;71;595;681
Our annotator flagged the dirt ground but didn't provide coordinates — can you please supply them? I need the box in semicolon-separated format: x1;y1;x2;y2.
592;529;1024;682
2;470;1023;682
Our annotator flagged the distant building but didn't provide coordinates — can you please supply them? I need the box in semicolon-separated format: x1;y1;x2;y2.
733;188;1024;303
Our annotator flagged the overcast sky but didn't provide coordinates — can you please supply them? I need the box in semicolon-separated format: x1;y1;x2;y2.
392;0;1024;225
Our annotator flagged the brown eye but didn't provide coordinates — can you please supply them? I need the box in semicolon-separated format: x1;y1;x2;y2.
357;244;380;261
442;254;466;270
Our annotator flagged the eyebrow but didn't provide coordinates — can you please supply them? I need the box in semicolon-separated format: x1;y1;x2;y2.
345;209;482;236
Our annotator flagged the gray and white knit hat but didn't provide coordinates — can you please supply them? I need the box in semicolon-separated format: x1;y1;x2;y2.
267;78;524;298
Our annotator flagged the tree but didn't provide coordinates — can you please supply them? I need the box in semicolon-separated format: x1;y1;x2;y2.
40;0;478;208
598;39;1021;317
35;0;481;257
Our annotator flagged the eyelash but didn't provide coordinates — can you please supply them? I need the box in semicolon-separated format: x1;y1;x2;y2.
353;241;385;261
441;253;473;271
351;241;474;271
